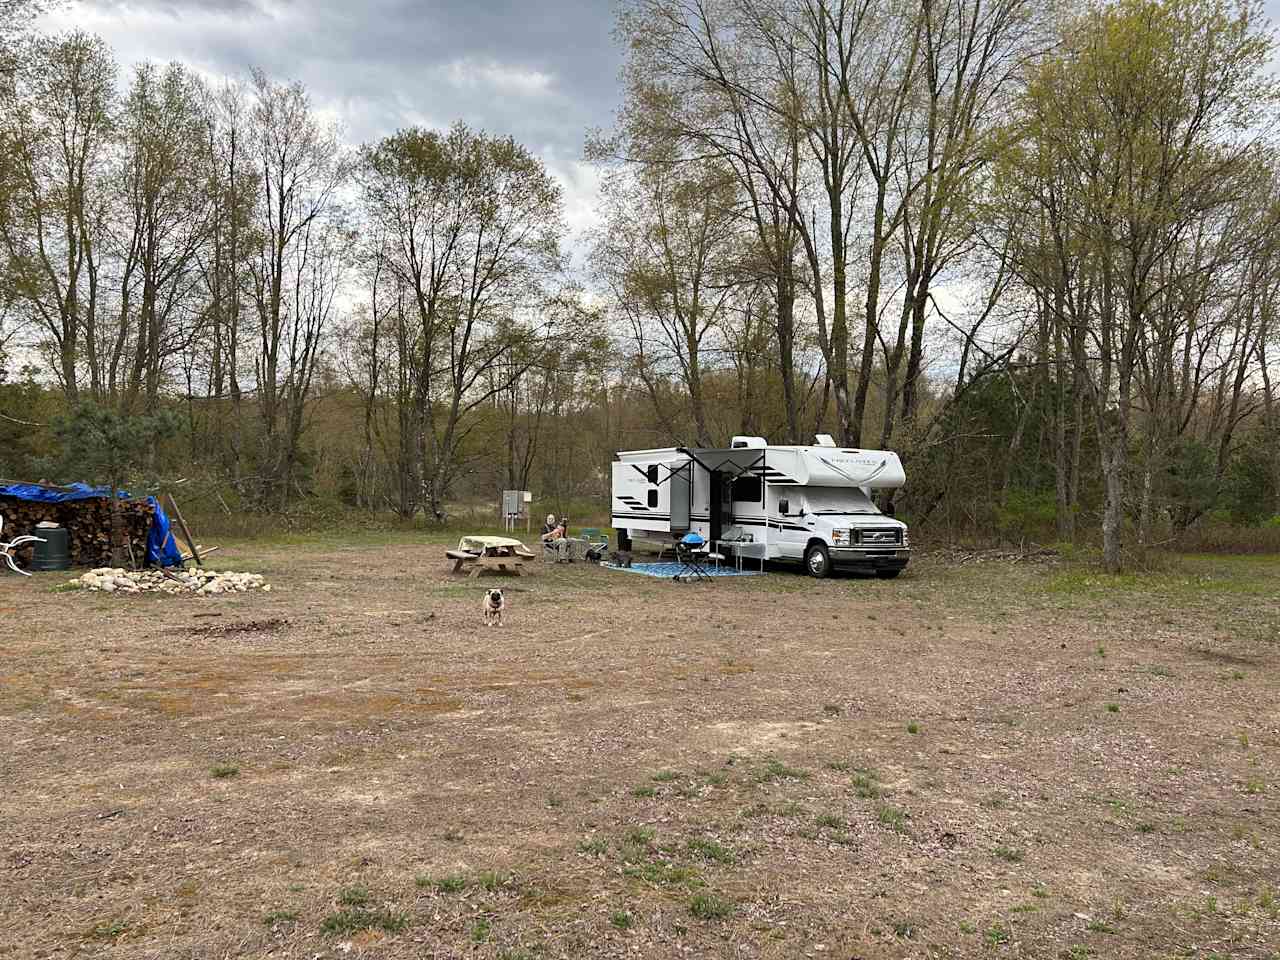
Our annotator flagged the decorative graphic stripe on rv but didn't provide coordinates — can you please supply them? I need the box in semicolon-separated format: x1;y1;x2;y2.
612;512;671;521
734;517;809;532
686;514;807;531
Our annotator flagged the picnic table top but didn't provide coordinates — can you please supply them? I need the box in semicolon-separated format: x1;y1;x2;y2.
458;535;527;553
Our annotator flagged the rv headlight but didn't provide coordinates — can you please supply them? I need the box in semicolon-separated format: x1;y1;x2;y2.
902;529;910;548
831;529;850;546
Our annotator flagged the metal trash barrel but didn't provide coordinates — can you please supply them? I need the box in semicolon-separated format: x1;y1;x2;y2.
30;524;71;571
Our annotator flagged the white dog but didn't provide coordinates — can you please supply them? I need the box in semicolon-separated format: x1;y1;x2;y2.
482;588;505;627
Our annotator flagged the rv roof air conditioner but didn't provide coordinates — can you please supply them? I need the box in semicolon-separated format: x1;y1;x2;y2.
814;434;837;447
731;436;767;449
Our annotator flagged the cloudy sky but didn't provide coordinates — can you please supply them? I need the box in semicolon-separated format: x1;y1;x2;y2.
41;0;624;244
35;0;1280;249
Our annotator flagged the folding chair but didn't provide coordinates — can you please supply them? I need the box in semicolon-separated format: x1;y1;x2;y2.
579;527;609;561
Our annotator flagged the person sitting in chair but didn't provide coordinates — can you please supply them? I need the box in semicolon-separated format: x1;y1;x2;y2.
541;513;570;561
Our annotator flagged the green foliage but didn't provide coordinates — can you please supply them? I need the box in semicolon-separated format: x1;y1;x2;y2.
46;402;179;491
1222;429;1279;524
1161;440;1220;530
995;489;1058;542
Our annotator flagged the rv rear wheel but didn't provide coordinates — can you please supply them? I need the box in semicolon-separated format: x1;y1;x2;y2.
804;543;831;578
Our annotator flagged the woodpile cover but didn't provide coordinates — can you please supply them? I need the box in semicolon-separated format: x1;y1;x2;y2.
0;486;154;568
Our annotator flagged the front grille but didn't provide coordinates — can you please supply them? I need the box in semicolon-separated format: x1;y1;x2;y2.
856;528;901;545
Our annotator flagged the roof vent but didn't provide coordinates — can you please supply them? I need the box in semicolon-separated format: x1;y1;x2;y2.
814;434;837;447
731;436;767;449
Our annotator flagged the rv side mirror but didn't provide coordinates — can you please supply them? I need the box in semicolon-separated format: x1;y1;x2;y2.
884;501;896;517
778;498;789;515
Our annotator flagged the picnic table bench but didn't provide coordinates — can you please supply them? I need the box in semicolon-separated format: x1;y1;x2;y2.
448;537;536;578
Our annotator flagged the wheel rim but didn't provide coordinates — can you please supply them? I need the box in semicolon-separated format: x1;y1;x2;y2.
807;550;824;574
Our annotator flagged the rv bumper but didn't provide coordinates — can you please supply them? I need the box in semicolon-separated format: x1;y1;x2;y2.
829;547;910;572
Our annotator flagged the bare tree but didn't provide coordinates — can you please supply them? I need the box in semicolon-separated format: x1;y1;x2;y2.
360;123;566;520
247;69;348;505
593;161;741;446
0;30;116;401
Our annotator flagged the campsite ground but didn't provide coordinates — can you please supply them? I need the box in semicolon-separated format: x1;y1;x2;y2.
1;534;1278;960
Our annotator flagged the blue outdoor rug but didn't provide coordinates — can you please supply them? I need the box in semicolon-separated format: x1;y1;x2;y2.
603;562;764;578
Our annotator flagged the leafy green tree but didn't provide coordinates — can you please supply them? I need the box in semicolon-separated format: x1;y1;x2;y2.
1014;0;1278;570
48;401;179;565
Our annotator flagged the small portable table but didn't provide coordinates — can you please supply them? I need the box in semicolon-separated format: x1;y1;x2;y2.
712;537;766;572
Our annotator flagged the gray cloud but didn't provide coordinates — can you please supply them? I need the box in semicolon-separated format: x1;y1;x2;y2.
46;0;622;241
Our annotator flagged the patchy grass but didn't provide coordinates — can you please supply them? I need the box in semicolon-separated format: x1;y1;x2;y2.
210;763;239;779
986;923;1011;945
753;759;810;783
686;837;735;864
876;803;908;834
476;870;509;892
320;905;407;936
688;893;733;920
623;861;701;887
610;910;634;930
89;919;129;940
851;770;883;799
338;884;371;906
432;875;468;894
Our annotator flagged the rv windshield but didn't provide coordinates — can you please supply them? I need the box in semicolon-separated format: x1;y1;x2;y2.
800;486;880;515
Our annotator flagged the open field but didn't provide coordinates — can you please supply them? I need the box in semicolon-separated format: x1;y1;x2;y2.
1;536;1278;959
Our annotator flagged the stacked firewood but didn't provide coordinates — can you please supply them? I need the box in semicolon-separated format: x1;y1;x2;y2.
0;496;154;568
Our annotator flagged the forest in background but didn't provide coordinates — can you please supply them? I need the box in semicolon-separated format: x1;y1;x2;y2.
2;0;1279;568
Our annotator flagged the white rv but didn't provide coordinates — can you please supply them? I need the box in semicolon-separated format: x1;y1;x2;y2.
611;435;910;578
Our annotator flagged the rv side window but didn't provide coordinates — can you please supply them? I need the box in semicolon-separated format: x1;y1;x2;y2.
647;489;658;508
731;475;763;503
646;464;659;484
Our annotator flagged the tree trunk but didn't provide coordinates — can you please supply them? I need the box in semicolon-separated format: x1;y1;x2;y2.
776;277;800;444
1100;429;1126;573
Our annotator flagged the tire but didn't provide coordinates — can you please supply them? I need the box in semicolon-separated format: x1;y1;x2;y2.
875;569;902;580
804;542;831;579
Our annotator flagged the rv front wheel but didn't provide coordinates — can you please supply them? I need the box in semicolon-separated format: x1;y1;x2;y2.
805;543;831;578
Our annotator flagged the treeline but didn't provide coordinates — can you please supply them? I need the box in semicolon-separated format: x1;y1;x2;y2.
2;0;1279;567
590;0;1280;567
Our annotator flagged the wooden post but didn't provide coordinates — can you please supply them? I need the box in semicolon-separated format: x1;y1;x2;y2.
167;494;203;567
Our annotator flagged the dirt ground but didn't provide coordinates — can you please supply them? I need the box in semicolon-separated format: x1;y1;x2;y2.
2;536;1278;960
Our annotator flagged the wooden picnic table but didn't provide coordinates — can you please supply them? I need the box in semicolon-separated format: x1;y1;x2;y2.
447;536;536;578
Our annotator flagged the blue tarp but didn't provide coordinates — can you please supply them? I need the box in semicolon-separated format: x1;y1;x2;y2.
0;482;184;567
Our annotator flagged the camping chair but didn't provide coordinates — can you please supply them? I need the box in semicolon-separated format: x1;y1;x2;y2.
542;536;569;563
579;527;609;560
673;532;712;582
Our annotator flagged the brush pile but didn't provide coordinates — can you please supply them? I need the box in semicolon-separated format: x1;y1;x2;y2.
68;568;272;596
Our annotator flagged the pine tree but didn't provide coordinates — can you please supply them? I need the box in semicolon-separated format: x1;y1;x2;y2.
48;403;179;566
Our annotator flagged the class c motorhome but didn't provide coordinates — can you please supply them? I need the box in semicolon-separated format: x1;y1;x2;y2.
611;435;910;578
